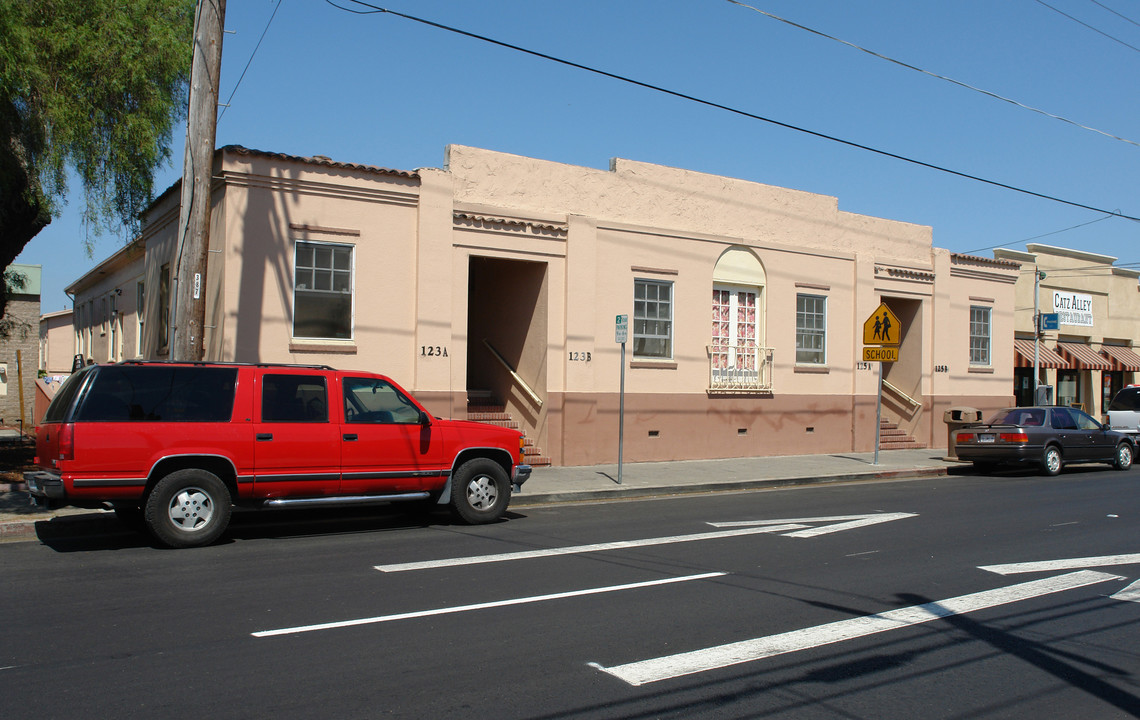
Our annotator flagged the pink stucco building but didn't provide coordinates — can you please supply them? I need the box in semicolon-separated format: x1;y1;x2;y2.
67;145;1020;465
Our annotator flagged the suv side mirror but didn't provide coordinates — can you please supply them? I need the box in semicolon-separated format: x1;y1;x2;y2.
418;410;431;426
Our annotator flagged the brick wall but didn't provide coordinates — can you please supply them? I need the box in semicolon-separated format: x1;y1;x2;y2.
0;295;42;431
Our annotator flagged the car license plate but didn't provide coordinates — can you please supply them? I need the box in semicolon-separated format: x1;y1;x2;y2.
978;433;996;443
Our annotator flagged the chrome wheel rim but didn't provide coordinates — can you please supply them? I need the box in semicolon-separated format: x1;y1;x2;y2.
1120;445;1133;467
168;487;214;532
466;474;499;511
1045;449;1061;474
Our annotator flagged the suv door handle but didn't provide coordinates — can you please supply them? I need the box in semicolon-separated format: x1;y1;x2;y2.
343;433;358;441
256;433;273;441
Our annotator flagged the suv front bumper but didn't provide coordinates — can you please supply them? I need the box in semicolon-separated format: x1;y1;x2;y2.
512;464;532;492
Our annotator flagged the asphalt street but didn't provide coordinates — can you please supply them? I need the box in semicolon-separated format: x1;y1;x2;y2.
2;465;1139;719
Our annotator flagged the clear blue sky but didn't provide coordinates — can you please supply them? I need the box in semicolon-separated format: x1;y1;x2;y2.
20;0;1140;312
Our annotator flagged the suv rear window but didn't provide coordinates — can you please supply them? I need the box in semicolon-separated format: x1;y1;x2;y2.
75;366;238;422
42;367;94;423
1109;387;1140;412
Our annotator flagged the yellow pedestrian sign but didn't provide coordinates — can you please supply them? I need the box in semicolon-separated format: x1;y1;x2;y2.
863;303;900;346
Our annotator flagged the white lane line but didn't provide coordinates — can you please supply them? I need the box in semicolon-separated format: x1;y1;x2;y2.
591;570;1121;686
252;572;727;638
374;525;807;572
1111;579;1140;603
979;553;1140;575
708;513;919;538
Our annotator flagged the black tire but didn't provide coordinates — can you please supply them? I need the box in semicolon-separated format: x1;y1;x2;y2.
1113;442;1134;471
449;458;510;525
144;469;232;548
1041;445;1063;477
113;505;146;532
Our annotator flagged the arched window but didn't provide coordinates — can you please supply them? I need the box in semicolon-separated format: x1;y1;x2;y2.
711;247;769;390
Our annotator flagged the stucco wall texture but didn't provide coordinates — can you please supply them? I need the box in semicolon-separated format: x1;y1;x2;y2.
68;144;1021;465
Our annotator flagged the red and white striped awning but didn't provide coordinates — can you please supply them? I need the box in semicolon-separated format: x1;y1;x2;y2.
1013;338;1068;369
1100;344;1140;371
1056;341;1112;371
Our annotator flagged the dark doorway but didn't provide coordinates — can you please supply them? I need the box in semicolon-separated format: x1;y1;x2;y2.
880;297;924;425
467;257;548;446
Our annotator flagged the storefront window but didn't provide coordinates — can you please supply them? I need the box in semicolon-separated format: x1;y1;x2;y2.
1057;370;1080;408
1104;371;1123;415
1014;368;1034;407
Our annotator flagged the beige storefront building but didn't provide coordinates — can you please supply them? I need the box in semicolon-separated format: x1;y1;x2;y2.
997;244;1140;416
66;145;1020;465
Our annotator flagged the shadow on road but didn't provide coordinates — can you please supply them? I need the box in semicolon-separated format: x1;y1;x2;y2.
31;504;528;553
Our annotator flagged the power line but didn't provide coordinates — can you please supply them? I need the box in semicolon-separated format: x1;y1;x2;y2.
219;0;283;122
724;0;1140;149
1087;0;1140;29
1034;0;1140;53
328;1;1140;223
963;214;1117;254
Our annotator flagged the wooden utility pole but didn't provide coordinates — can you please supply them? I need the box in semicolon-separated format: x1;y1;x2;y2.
172;0;226;361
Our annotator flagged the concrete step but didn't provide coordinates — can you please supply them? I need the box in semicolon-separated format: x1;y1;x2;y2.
468;393;550;466
878;439;926;450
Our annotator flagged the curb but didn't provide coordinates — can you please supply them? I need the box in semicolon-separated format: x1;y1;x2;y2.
0;511;118;544
510;466;948;506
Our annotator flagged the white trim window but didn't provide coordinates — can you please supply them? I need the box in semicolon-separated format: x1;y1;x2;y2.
87;301;94;358
796;293;827;365
293;241;354;340
158;265;171;353
970;305;991;365
136;281;145;357
633;279;672;359
75;304;85;358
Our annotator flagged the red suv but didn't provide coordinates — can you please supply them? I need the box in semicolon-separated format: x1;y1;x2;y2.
25;362;531;547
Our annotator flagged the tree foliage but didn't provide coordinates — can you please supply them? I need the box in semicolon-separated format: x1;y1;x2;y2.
0;0;194;316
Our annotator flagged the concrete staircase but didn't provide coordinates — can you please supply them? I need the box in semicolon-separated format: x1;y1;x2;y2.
878;418;925;450
467;394;551;466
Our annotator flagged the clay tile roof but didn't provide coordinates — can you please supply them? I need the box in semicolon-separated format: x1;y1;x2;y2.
222;145;419;180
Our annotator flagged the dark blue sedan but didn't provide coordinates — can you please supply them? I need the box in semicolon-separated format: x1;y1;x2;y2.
954;406;1134;476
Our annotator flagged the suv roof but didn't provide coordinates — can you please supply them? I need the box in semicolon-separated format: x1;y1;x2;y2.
118;360;338;370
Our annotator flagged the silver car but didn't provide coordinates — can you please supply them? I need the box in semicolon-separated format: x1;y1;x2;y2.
955;406;1134;476
1107;386;1140;438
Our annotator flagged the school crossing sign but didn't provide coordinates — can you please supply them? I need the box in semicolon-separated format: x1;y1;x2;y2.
862;303;900;363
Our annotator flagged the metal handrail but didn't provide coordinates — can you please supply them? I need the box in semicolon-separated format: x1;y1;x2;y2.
482;339;543;409
882;379;921;409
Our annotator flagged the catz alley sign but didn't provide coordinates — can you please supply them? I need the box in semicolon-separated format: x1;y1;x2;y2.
1052;290;1094;327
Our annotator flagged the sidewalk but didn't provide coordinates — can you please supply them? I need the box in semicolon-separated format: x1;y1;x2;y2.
0;448;961;544
513;448;956;505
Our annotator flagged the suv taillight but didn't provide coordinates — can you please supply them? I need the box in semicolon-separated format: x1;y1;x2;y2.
58;422;75;461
